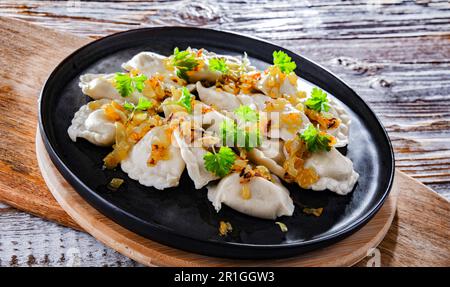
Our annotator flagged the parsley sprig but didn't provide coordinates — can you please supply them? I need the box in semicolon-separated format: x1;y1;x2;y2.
305;87;330;112
273;50;297;74
220;119;237;146
237;127;261;151
163;87;194;113
203;146;236;177
219;118;261;151
123;97;152;112
114;73;147;98
208;58;229;74
171;47;199;80
177;87;194;113
234;105;259;122
299;124;333;153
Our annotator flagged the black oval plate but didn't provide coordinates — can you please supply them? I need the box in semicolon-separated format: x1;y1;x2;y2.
39;27;394;259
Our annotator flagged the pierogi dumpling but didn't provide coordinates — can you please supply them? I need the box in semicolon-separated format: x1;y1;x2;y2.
207;172;294;220
121;126;185;190
79;74;141;104
304;148;359;195
173;130;219;189
67;99;116;146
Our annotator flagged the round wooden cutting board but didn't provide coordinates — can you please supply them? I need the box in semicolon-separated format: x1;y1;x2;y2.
36;130;398;267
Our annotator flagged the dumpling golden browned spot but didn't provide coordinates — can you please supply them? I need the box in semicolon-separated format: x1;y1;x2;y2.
207;172;294;220
67;99;116;147
121;126;185;190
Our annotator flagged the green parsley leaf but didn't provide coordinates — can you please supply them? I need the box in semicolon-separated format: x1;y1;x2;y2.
163;87;194;113
135;97;152;111
219;118;261;151
123;102;135;111
123;97;152;113
175;87;194;113
299;124;332;153
273;50;297;74
203;146;236;177
305;87;329;112
219;119;237;146
234;105;259;122
208;57;229;73
172;47;199;80
114;72;148;97
236;127;261;151
133;74;147;93
115;73;133;97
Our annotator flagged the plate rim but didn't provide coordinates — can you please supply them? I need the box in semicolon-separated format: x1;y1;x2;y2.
38;26;395;258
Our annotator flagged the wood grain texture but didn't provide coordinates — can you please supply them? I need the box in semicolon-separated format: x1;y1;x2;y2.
36;131;401;267
0;203;139;267
0;16;90;229
0;1;449;266
372;173;450;266
0;0;449;197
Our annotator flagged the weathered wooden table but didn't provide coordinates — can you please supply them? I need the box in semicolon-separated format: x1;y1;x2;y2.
0;0;449;267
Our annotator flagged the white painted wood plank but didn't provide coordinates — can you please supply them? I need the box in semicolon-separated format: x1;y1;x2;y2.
0;205;141;267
